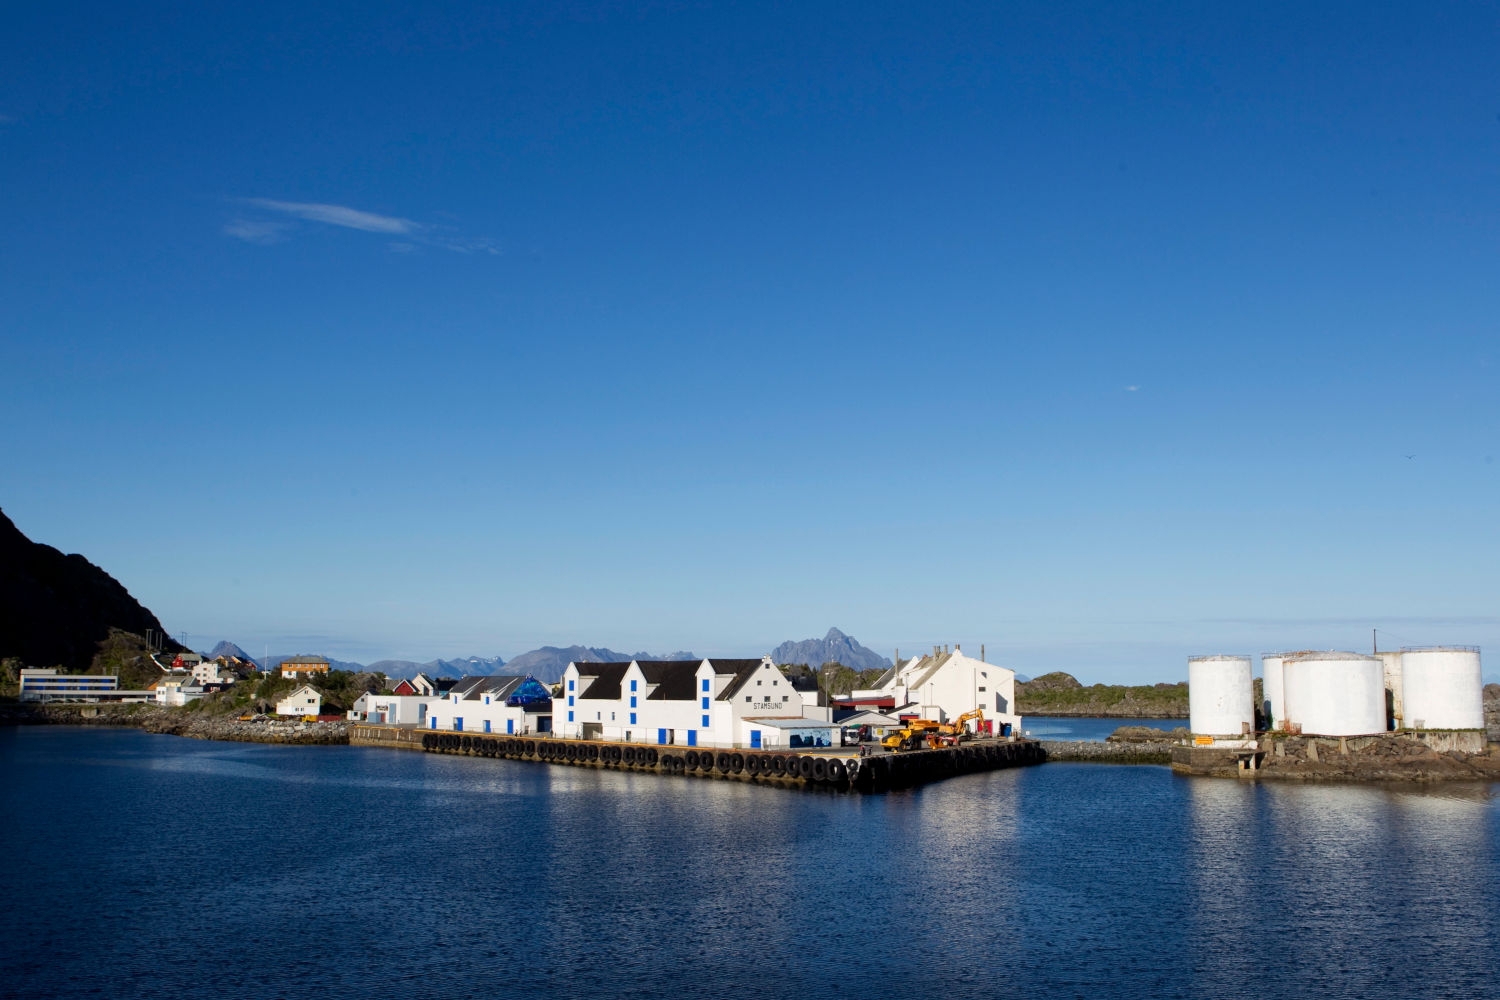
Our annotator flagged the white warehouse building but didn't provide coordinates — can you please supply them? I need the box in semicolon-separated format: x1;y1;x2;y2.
424;675;554;735
842;646;1020;736
557;657;821;748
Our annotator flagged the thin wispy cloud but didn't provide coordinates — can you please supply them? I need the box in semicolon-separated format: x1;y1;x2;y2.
246;198;416;234
226;197;498;254
1125;384;1140;392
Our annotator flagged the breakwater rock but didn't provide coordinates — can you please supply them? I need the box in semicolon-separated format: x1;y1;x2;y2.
0;703;348;745
1173;733;1500;781
1040;739;1174;764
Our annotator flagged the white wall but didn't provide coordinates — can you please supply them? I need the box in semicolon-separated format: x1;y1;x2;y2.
425;690;538;734
276;687;321;716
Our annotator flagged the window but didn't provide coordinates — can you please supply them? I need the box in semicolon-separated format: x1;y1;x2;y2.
978;686;987;693
568;695;574;706
630;679;637;692
701;678;709;692
568;679;575;691
701;697;709;710
783;695;789;702
629;713;637;725
630;696;637;708
757;679;762;686
772;680;777;686
568;711;574;722
485;696;490;704
701;715;710;727
745;695;751;703
455;718;463;731
483;720;491;733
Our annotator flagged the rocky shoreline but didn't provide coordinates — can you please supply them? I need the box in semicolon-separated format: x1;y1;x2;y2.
1039;739;1175;764
0;703;349;745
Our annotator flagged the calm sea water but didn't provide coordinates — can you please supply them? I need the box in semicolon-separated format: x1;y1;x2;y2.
2;727;1497;1000
1022;716;1183;741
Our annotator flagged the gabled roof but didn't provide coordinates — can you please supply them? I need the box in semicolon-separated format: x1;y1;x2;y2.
571;660;632;677
449;675;527;702
639;660;704;701
708;658;763;675
716;659;770;701
578;663;630;700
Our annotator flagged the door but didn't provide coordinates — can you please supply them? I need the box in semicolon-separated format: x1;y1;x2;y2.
750;730;761;749
658;728;667;745
507;719;514;734
687;730;697;747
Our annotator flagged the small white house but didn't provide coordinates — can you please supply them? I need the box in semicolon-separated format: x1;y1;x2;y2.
276;684;322;717
845;645;1021;735
740;716;837;750
154;674;205;707
350;692;429;726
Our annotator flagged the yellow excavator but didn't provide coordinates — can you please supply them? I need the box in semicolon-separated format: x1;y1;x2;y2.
929;708;985;746
881;718;942;752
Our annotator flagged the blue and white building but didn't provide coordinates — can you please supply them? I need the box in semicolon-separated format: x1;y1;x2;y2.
424;675;553;735
558;656;818;748
19;669;121;703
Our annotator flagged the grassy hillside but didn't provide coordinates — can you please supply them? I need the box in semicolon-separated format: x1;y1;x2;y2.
1017;671;1189;718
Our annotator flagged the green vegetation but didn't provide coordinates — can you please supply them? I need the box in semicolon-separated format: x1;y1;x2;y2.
782;661;886;698
1017;671;1189;718
0;657;21;699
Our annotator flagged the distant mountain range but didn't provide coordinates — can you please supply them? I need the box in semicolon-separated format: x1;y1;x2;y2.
1;509;186;670
771;628;891;674
194;629;887;686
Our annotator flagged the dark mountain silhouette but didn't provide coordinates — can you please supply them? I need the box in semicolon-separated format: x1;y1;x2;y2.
205;640;259;665
0;508;185;670
771;628;891;673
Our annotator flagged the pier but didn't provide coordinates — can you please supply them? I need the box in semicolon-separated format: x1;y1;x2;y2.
349;724;1044;791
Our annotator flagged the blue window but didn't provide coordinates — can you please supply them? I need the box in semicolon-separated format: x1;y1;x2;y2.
630;713;637;725
484;696;490;705
507;719;514;734
568;695;574;706
430;718;437;730
701;678;709;692
630;696;637;708
701;714;710;727
568;710;574;722
455;718;463;732
483;720;491;733
658;728;667;744
630;679;637;692
701;696;709;710
568;679;575;691
687;730;697;747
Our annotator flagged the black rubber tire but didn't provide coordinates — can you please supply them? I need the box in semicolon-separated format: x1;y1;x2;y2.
799;756;816;779
524;740;535;755
745;755;761;774
685;750;699;767
829;760;846;782
730;753;744;773
566;745;577;761
769;755;785;775
671;756;685;774
811;757;828;782
623;747;636;764
421;733;432;749
715;752;730;772
701;753;715;771
646;748;658;765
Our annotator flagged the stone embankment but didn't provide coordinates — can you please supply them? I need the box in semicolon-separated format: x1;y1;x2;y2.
0;703;348;745
1040;740;1174;764
1174;733;1500;781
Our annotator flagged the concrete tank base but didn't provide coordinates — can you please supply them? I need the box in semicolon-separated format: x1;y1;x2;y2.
1171;731;1499;781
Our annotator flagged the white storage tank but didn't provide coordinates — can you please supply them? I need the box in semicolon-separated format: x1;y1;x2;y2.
1282;651;1385;736
1400;646;1483;731
1260;652;1292;731
1375;650;1403;730
1188;655;1254;736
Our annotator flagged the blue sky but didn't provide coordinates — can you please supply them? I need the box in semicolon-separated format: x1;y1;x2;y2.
3;2;1498;680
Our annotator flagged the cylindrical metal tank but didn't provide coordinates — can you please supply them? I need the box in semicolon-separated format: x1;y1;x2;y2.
1188;655;1254;736
1282;652;1385;736
1375;650;1403;731
1400;646;1483;730
1260;653;1290;731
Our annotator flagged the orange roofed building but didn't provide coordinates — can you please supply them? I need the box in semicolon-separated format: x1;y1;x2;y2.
280;656;331;679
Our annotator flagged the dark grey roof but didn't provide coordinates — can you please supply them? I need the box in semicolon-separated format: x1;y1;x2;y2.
449;675;527;701
708;658;763;675
640;660;703;701
572;661;631;677
716;659;769;701
578;663;629;700
788;674;820;692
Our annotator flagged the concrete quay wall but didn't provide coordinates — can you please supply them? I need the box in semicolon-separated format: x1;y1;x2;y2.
384;728;1045;792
